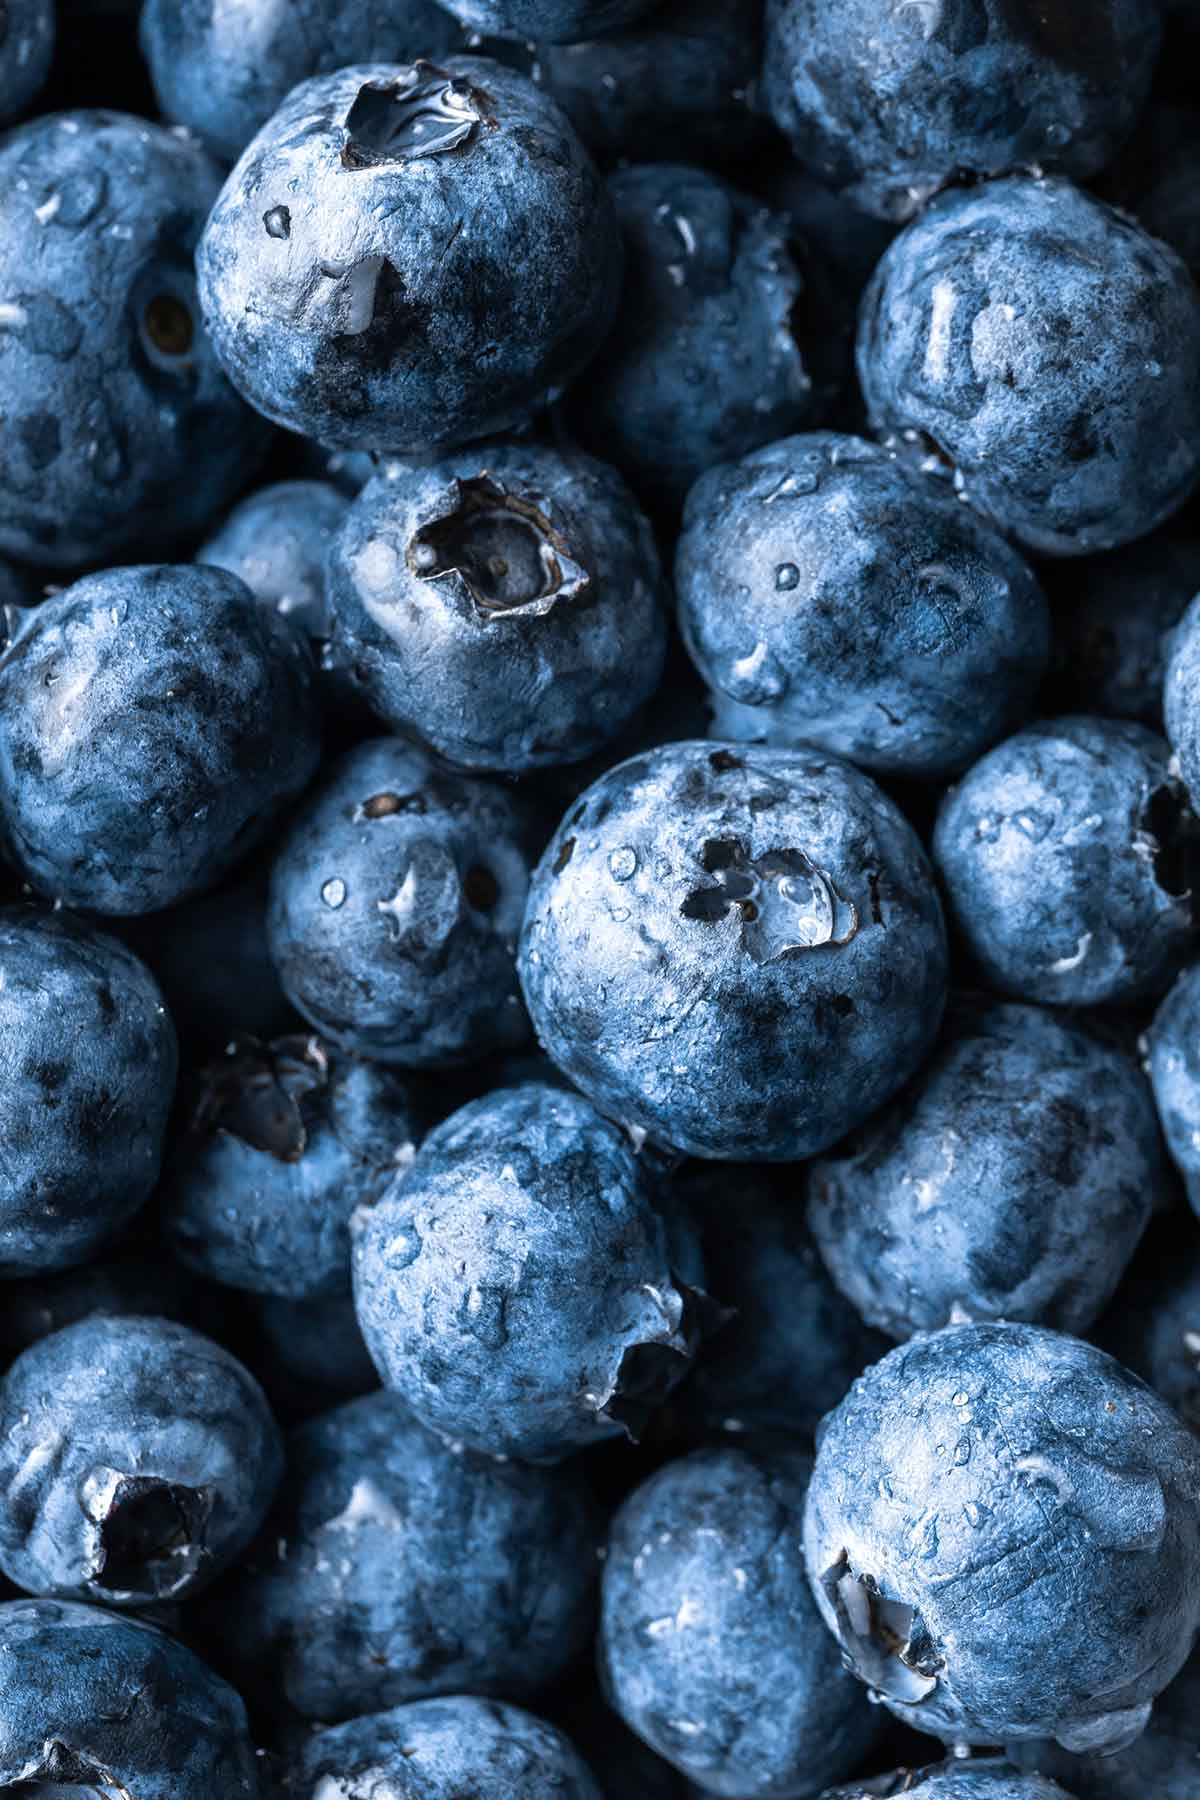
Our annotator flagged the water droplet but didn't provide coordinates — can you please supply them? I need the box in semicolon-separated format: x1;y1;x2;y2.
609;846;638;882
460;1283;508;1349
952;1391;969;1407
322;877;346;909
775;563;800;591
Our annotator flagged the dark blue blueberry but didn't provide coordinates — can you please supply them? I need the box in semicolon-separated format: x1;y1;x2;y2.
256;1290;381;1403
857;177;1200;556
808;997;1163;1342
140;0;464;163
352;1081;716;1462
0;908;177;1275
677;433;1050;781
1164;593;1200;811
569;164;832;513
326;443;667;772
600;1445;879;1797
933;716;1198;1007
163;1034;422;1299
0;1254;197;1362
221;1388;598;1720
765;159;898;329
301;441;380;495
0;1315;283;1607
805;1321;1200;1751
762;0;1161;222
197;58;621;453
280;1695;603;1797
267;737;535;1066
560;1687;690;1800
1095;1232;1200;1434
1007;1649;1200;1798
0;563;322;916
1147;962;1200;1219
520;740;948;1161
538;0;765;169
0;0;54;125
668;1162;889;1443
0;1597;259;1797
0;111;270;571
819;1765;1076;1799
198;478;349;643
439;0;656;39
1107;104;1200;280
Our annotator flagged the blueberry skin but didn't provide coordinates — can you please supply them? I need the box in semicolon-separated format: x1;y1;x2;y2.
198;479;349;643
223;1389;598;1720
0;111;270;571
0;908;177;1276
669;1163;888;1443
353;1082;714;1461
934;717;1197;1008
804;1321;1200;1751
436;0;655;40
1007;1650;1200;1798
0;1597;259;1797
280;1695;603;1798
857;178;1200;557
538;0;765;169
162;1035;421;1299
257;1290;381;1402
0;1315;283;1608
197;58;621;453
327;444;667;772
762;0;1160;223
809;998;1163;1343
0;0;54;125
140;0;463;163
1162;592;1200;811
569;164;828;513
267;738;534;1067
819;1765;1075;1800
601;1446;879;1798
0;563;322;916
520;740;948;1162
677;434;1050;781
1148;963;1200;1220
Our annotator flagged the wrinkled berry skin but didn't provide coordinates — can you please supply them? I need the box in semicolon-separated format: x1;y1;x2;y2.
1163;593;1200;810
0;1597;260;1798
933;717;1197;1008
199;479;349;643
353;1082;713;1462
0;1;54;124
570;164;830;513
819;1765;1074;1800
670;1164;888;1443
327;444;667;772
163;1035;421;1299
804;1321;1200;1751
520;740;948;1162
1148;963;1200;1221
1008;1649;1200;1799
197;59;621;453
0;111;269;571
762;0;1161;222
140;0;463;163
858;178;1200;556
539;0;764;169
0;564;322;916
809;998;1162;1342
0;1316;283;1608
601;1446;879;1798
438;0;655;39
677;434;1050;781
222;1389;598;1720
0;909;177;1276
267;738;534;1067
280;1695;603;1798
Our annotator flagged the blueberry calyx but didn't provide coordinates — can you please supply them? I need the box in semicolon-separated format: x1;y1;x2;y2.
407;475;590;620
83;1469;215;1603
592;1280;734;1442
10;1737;132;1797
191;1034;330;1163
823;1552;941;1705
680;838;859;962
341;65;488;171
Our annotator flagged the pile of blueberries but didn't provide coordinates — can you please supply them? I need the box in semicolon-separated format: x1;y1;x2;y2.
7;0;1200;1796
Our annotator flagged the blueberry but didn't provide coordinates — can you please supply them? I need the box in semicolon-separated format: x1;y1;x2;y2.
561;1687;691;1800
0;563;322;916
808;996;1163;1342
221;1388;598;1720
933;716;1198;1007
198;478;349;644
0;1315;282;1607
600;1445;879;1797
677;433;1050;781
1096;1232;1200;1434
280;1694;603;1796
0;1596;259;1797
0;908;177;1276
819;1763;1076;1799
1162;592;1200;811
162;1034;421;1299
1007;1648;1200;1798
857;177;1200;556
1108;103;1200;280
570;164;833;513
0;0;54;125
256;1290;381;1405
1147;962;1200;1220
762;0;1161;222
352;1081;718;1461
520;740;948;1161
804;1321;1200;1751
436;0;656;40
0;111;270;571
197;58;621;453
267;737;536;1066
326;444;667;772
140;0;464;162
668;1162;889;1443
0;1255;197;1362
